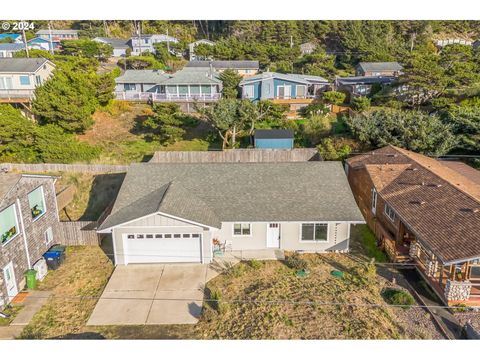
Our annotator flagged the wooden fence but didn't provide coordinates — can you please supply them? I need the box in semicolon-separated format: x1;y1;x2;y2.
150;149;321;163
0;163;128;174
56;221;101;246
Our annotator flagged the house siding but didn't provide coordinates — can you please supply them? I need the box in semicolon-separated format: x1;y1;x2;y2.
0;177;58;309
254;138;294;149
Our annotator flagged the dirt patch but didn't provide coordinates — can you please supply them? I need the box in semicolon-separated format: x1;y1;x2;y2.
19;246;113;339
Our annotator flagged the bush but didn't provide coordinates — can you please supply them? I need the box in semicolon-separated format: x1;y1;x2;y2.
285;254;308;270
382;288;415;309
247;259;263;270
317;137;352;161
224;262;247;278
322;91;346;105
350;96;371;112
302;115;332;145
206;286;228;314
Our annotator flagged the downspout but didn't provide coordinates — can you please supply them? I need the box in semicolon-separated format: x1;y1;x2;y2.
16;198;32;269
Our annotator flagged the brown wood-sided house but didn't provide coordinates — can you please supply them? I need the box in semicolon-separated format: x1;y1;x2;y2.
346;145;480;306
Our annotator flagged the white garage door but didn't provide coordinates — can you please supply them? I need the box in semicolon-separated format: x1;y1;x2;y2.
123;233;202;264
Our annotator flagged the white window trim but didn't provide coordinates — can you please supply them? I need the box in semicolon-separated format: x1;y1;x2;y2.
0;204;21;247
295;85;307;98
45;227;53;246
384;204;396;222
371;188;377;214
277;85;292;99
243;84;255;99
29;185;47;223
232;223;252;237
299;222;330;243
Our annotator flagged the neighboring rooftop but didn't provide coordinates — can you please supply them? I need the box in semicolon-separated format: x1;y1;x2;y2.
115;69;168;84
0;173;21;200
93;37;130;49
162;67;221;85
98;162;364;231
240;72;329;85
0;57;51;73
0;33;21;41
335;75;398;85
439;161;480;186
0;43;24;51
186;60;260;69
348;145;480;263
254;129;294;139
357;62;403;72
35;29;79;35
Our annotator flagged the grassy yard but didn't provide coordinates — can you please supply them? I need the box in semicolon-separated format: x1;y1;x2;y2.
55;172;125;221
0;305;23;326
19;246;113;339
78;101;219;164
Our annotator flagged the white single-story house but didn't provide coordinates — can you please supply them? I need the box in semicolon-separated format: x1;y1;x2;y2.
97;162;364;265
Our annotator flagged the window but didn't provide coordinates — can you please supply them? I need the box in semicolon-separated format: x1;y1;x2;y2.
301;223;328;242
277;85;292;99
470;265;480;279
45;227;53;245
35;75;42;85
233;223;251;236
201;85;212;95
127;235;134;239
166;85;177;95
0;204;19;245
124;83;136;91
164;234;172;238
190;85;200;95
243;84;255;99
19;76;31;85
28;186;46;220
137;234;144;239
173;234;181;238
0;77;13;90
178;85;188;95
182;234;191;238
371;188;377;214
296;85;306;98
146;234;153;239
155;234;163;239
192;234;200;238
384;204;396;222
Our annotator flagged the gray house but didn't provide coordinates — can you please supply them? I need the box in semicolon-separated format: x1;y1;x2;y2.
115;67;222;108
188;39;215;61
186;60;259;76
129;34;178;56
355;62;403;77
97;162;364;265
0;43;24;58
93;37;130;57
0;173;59;309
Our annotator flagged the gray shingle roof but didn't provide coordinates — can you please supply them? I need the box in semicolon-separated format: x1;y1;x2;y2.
186;60;259;69
162;68;221;85
0;57;50;73
254;129;294;139
36;29;78;35
98;162;364;231
0;43;24;51
357;62;403;72
335;75;398;85
240;72;329;85
115;70;168;84
93;37;130;49
0;173;21;200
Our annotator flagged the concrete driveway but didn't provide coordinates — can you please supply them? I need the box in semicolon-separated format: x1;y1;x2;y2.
87;264;208;326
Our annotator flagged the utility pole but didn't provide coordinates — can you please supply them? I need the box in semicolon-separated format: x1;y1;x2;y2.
290;35;293;48
48;22;54;55
166;28;170;54
21;21;29;58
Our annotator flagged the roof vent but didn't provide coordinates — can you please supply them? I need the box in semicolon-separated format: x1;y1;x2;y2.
407;167;418;171
473;208;480;213
410;200;426;205
386;154;398;158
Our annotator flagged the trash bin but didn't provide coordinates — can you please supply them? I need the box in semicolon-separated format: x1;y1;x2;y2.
25;269;37;289
49;245;66;264
43;251;62;270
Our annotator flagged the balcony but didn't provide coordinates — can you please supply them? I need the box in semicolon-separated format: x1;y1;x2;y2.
0;89;34;103
115;91;221;103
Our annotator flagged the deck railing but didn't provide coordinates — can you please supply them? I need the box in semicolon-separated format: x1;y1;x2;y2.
0;89;34;99
115;91;221;102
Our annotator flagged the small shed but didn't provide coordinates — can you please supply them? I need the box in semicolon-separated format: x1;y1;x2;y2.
254;129;294;150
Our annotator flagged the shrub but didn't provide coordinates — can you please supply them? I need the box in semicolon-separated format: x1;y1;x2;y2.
382;288;415;309
206;286;228;314
350;96;371;112
285;254;308;270
322;91;346;105
358;225;388;262
247;259;263;270
224;262;247;278
317;137;352;161
301;115;332;145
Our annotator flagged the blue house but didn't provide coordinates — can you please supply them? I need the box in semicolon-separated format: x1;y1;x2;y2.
27;37;59;52
239;72;330;117
254;129;294;149
0;34;22;43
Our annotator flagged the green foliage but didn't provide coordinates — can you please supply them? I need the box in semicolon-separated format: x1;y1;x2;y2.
348;108;456;155
223;262;247;278
0;105;99;163
206;286;229;314
285;254;308;271
317;137;352;161
33;67;97;133
219;69;242;99
302;115;332;145
440;105;480;152
382;288;415;309
247;259;263;270
141;103;188;144
60;39;113;60
357;225;388;262
322;91;346;105
294;49;338;78
117;55;165;70
301;103;329;118
350;96;371;112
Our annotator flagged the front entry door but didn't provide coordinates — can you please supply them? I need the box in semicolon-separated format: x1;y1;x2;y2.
266;223;280;248
3;262;18;301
